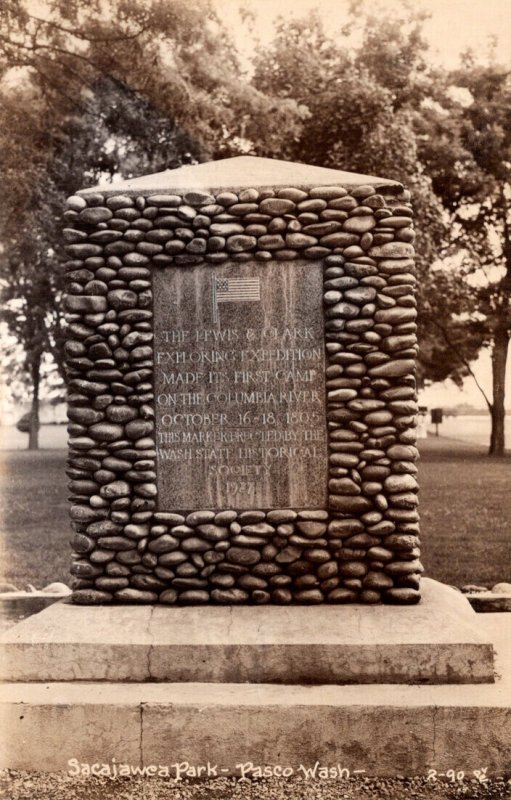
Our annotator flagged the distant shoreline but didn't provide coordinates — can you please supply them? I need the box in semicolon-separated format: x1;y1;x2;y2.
0;414;510;450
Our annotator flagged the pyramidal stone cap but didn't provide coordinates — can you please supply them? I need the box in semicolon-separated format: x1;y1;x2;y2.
78;155;403;196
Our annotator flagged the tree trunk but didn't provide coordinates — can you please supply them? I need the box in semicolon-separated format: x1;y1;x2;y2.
489;327;509;456
27;356;41;451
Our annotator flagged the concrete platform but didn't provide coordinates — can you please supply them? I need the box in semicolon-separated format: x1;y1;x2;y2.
0;611;509;775
0;582;509;777
0;579;495;684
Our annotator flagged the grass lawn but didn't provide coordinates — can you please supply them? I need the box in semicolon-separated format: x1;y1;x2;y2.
418;436;510;587
0;450;70;589
0;436;509;590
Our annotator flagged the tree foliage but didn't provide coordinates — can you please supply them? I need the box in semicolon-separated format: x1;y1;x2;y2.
0;0;508;452
252;9;485;389
0;0;305;446
418;60;511;453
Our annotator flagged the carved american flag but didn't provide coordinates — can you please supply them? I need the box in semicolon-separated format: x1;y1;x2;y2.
212;275;261;323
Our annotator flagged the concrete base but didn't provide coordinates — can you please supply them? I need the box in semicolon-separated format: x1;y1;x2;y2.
1;579;508;777
0;579;495;685
1;628;510;775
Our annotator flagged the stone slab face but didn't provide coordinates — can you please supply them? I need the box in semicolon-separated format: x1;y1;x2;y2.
2;681;511;775
0;580;495;684
153;260;327;510
0;694;142;773
63;156;421;605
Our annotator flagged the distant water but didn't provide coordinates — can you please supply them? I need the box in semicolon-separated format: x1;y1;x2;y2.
0;416;508;450
429;415;510;446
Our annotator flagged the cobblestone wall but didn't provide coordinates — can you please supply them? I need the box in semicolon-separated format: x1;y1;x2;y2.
63;177;422;605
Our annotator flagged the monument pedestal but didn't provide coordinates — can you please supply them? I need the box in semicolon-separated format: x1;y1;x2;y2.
0;579;494;685
2;579;510;776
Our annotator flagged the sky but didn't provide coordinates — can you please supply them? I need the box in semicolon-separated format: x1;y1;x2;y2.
215;0;511;410
216;0;511;71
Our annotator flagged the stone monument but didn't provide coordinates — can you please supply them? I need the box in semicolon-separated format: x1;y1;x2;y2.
1;157;505;778
63;156;421;605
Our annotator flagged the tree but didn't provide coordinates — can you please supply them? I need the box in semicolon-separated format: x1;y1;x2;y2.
0;74;195;448
418;60;511;454
0;0;303;169
0;0;305;446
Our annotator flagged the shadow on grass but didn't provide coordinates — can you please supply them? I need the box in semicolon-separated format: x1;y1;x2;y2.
418;435;510;462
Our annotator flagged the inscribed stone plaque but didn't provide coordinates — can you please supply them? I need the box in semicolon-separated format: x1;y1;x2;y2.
154;260;327;510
